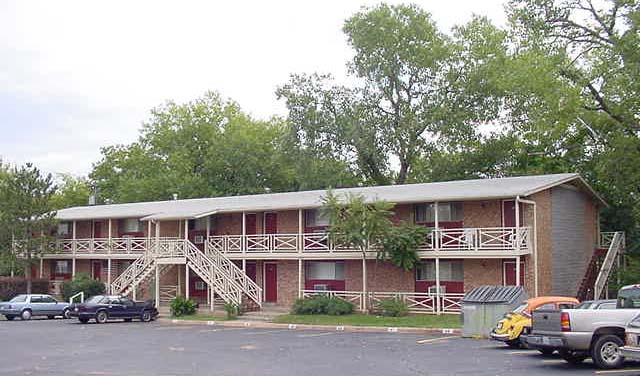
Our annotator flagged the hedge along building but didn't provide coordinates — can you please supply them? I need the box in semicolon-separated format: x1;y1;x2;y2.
23;173;624;314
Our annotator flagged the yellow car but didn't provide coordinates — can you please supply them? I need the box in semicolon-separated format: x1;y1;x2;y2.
490;296;580;350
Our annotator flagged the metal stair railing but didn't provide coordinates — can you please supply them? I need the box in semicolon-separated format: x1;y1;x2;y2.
594;231;625;299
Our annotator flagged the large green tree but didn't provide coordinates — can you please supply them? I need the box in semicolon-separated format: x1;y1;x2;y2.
278;5;507;185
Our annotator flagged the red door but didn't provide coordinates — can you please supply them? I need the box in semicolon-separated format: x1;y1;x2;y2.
264;263;277;302
264;212;278;234
91;261;102;280
502;200;524;227
503;261;525;286
245;214;257;235
190;273;207;300
93;221;102;238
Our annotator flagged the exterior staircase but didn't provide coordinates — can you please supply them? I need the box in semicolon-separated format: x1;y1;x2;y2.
594;232;625;299
577;249;606;301
110;239;262;309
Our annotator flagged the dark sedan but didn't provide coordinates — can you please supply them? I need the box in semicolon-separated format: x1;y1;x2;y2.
69;295;158;324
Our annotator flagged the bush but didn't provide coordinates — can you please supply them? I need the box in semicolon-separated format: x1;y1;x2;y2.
375;297;409;317
61;272;105;302
0;277;49;301
170;296;197;317
291;295;354;316
224;302;240;319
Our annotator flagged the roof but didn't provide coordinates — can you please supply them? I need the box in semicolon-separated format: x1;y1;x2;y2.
461;285;527;304
55;173;605;221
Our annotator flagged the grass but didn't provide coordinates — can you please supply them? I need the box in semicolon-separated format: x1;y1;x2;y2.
272;313;461;328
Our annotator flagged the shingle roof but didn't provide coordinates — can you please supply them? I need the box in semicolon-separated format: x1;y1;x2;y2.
55;173;603;221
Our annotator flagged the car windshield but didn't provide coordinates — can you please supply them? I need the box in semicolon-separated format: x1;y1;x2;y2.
9;295;27;303
576;302;593;309
85;296;105;304
512;303;528;313
618;287;640;308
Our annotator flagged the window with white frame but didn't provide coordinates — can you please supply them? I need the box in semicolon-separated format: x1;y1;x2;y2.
305;209;330;228
306;261;345;280
195;281;206;291
414;203;463;223
54;260;70;274
415;260;463;281
57;222;70;237
120;218;141;234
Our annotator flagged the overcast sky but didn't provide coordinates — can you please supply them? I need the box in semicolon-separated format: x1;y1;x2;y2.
0;1;506;176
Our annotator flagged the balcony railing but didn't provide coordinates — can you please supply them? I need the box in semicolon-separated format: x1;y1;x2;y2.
14;237;180;255
206;227;532;255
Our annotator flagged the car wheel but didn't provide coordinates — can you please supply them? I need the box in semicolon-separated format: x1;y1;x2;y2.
559;350;587;364
538;348;555;357
506;339;521;349
124;318;133;322
79;318;89;324
47;316;55;320
141;310;152;323
591;334;624;369
63;309;71;319
21;310;32;321
95;311;108;324
5;315;15;321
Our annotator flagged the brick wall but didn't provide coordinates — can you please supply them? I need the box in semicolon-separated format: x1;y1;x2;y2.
76;221;92;238
463;200;503;228
278;210;299;233
344;260;414;292
463;259;502;291
159;220;180;237
276;260;299;307
532;190;553;296
213;213;242;235
392;204;413;224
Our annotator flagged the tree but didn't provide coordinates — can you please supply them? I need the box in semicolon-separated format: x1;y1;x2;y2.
51;174;91;210
0;163;57;292
278;5;507;185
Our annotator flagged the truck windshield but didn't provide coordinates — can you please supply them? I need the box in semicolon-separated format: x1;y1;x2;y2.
617;287;640;308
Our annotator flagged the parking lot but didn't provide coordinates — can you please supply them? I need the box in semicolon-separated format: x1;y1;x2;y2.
2;318;640;376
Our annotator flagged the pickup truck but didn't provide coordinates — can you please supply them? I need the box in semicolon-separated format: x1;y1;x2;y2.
526;285;640;369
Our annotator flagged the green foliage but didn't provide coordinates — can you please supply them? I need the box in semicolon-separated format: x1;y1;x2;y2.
50;174;91;210
291;295;354;316
380;223;428;271
223;302;240;319
61;272;106;302
374;297;409;317
169;296;197;317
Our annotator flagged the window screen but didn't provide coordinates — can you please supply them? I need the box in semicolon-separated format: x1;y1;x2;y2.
306;261;344;280
415;260;463;281
305;209;330;227
414;203;463;223
55;261;70;274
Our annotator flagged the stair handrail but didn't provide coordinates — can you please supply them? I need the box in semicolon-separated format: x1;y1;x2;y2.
594;231;625;299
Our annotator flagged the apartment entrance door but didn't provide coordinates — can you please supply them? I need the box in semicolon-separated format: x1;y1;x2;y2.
264;263;277;303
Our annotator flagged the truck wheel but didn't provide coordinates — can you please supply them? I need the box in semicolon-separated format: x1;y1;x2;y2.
559;350;587;364
63;308;71;319
141;310;152;323
95;311;108;324
591;334;624;369
5;315;15;321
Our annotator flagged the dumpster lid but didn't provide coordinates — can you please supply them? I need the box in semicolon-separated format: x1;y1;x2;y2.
461;285;525;304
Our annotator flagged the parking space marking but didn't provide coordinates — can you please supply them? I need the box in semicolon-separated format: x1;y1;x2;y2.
198;327;246;333
540;359;565;364
416;336;459;344
298;332;335;338
595;369;640;375
246;330;290;335
508;350;539;355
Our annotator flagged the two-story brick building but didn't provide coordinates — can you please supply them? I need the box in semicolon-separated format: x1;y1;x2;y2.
27;173;623;314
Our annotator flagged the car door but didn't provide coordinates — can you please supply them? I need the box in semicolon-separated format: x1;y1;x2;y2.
28;295;46;316
41;295;59;315
106;297;125;318
120;297;137;318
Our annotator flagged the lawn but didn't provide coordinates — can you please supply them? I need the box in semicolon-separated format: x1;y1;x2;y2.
272;313;461;328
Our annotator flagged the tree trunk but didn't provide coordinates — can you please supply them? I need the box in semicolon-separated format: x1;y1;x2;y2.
25;259;32;294
396;160;409;185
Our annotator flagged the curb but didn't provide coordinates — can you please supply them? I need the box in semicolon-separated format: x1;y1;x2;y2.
157;318;461;335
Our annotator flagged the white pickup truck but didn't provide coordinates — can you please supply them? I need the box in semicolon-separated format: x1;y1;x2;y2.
526;285;640;369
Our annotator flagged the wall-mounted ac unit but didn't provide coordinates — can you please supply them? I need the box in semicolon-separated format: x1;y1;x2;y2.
194;235;204;244
313;284;329;291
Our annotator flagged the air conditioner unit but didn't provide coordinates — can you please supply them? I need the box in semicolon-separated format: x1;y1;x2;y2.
313;284;329;291
428;285;446;294
194;235;204;244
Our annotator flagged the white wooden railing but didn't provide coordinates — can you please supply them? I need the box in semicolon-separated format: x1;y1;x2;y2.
594;231;625;299
206;227;532;255
301;290;465;315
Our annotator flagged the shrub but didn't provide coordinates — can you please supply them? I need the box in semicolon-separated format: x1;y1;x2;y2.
0;277;49;301
291;295;354;316
224;302;240;319
375;297;409;317
169;296;197;317
61;272;105;302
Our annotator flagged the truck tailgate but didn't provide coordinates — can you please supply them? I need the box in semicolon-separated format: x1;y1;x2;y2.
532;309;562;333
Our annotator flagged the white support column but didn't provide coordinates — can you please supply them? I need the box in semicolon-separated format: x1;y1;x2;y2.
435;258;441;315
107;258;112;294
298;209;303;253
108;219;112;254
185;263;190;300
147;221;151;242
515;196;521;253
515;256;521;286
210;283;214;312
434;202;439;251
133;286;137;301
362;258;367;312
298;258;303;298
184;219;188;240
242;212;246;254
39;259;43;279
242;259;246;273
155;263;160;308
206;216;211;238
72;258;76;278
72;221;77;271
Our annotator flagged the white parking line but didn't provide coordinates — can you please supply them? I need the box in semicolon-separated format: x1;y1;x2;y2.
508;350;538;355
594;369;640;375
246;330;290;335
298;332;335;338
416;336;459;344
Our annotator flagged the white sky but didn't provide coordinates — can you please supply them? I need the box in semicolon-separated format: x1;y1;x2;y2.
0;0;506;176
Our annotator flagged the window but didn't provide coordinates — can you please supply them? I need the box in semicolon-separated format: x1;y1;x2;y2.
30;296;43;303
558;303;577;310
42;296;57;303
415;260;463;281
54;261;70;274
536;303;556;311
414;203;463;223
9;295;27;303
305;209;330;228
120;298;134;306
188;218;208;231
86;295;106;304
120;218;141;233
107;298;121;305
306;261;345;280
195;281;206;291
57;222;70;236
